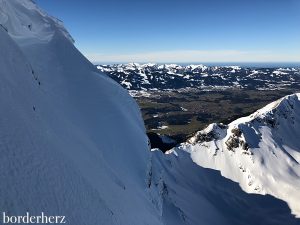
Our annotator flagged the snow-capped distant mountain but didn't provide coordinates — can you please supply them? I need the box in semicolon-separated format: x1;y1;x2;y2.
173;93;300;217
1;0;299;224
97;63;300;91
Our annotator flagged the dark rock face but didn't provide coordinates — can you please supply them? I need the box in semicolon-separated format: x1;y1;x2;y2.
225;128;251;153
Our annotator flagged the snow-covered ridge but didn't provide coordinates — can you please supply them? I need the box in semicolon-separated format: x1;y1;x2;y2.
97;63;300;91
177;93;300;217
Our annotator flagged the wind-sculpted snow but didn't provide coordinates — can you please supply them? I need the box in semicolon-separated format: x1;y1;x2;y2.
175;93;300;217
97;63;300;91
1;0;299;224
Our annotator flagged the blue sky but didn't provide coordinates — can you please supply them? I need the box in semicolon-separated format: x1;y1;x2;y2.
36;0;300;63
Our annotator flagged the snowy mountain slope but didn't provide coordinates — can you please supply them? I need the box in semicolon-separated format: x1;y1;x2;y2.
1;0;299;224
0;1;160;224
97;63;300;91
174;93;300;217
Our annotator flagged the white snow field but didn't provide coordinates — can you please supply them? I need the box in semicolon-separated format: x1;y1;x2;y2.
0;0;299;224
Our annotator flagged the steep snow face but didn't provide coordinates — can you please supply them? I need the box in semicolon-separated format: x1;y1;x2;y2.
178;93;300;217
0;0;159;224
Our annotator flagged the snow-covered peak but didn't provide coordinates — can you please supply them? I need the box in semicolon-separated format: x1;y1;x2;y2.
141;63;157;68
186;64;208;71
188;93;300;155
179;93;300;217
0;0;74;43
226;65;242;70
125;62;141;69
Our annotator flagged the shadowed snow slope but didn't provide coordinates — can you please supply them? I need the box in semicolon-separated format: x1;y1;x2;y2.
0;0;299;224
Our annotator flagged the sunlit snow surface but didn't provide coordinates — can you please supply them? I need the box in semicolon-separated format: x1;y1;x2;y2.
177;93;300;217
0;0;299;224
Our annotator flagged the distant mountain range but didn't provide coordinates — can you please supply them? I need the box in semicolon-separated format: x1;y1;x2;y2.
97;63;300;91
